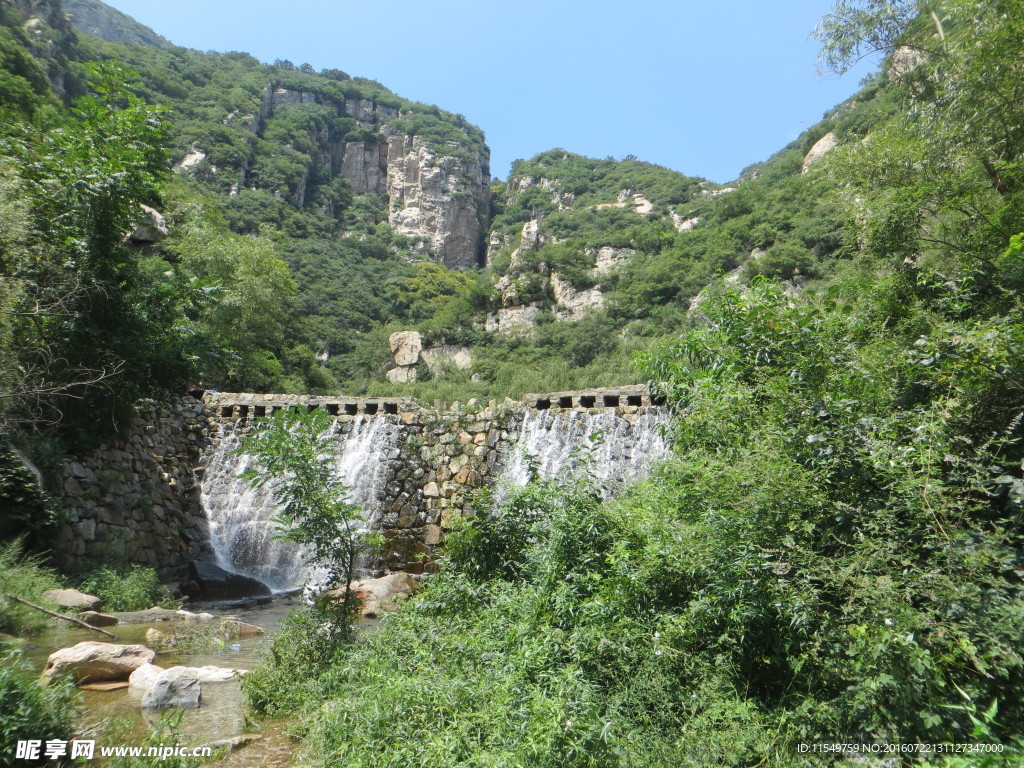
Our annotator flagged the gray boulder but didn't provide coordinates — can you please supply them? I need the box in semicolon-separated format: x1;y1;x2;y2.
141;667;201;710
187;561;271;601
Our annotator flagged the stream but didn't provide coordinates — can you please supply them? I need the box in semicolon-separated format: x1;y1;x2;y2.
23;599;303;767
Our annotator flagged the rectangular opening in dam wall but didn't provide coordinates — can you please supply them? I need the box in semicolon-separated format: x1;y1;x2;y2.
253;405;266;417
326;404;340;416
220;406;232;418
345;404;358;416
558;396;573;408
307;403;319;412
627;395;643;407
364;403;379;415
579;396;596;408
535;398;551;410
238;405;249;418
383;403;398;415
603;395;620;408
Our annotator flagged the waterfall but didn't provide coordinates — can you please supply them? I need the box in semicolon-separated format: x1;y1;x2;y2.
499;409;670;496
200;416;402;591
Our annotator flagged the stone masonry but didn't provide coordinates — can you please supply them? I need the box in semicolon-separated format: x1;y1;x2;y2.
55;387;661;579
55;397;214;579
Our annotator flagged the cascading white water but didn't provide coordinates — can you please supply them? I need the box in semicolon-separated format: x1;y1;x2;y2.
200;416;402;591
499;408;670;496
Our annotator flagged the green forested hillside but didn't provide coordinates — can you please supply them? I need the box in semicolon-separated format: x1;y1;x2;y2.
2;0;1024;763
242;1;1024;765
0;0;494;437
0;0;917;409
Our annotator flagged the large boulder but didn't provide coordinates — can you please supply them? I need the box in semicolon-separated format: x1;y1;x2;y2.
128;204;169;244
141;667;201;710
389;331;422;366
131;664;244;697
187;561;271;601
386;365;416;384
128;662;165;694
43;589;102;612
41;642;155;684
326;572;420;618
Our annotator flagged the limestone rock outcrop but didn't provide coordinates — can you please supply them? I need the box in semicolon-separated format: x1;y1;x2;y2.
388;331;423;384
421;345;473;373
250;88;488;269
888;45;927;80
802;133;839;174
128;205;169;244
551;274;605;321
389;331;423;367
387;138;489;269
42;642;156;684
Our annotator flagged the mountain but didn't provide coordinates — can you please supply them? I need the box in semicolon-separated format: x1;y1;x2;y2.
62;0;171;48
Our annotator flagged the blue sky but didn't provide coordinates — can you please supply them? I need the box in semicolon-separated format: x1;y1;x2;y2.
102;0;877;183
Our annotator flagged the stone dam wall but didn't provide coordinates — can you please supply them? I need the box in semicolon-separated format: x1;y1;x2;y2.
55;386;664;581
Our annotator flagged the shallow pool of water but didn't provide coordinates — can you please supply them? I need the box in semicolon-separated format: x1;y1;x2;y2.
24;599;303;760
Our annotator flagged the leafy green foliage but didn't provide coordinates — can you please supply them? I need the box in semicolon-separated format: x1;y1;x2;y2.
0;541;62;637
243;608;348;717
76;564;174;612
0;63;197;445
0;451;58;543
637;274;1024;752
0;650;75;768
240;407;376;632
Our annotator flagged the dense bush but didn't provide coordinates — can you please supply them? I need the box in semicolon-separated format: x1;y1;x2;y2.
243;608;348;717
0;651;75;768
0;541;62;637
76;564;175;612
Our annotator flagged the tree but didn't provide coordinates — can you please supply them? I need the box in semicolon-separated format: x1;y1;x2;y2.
240;407;376;638
814;0;1024;302
169;214;296;389
0;63;196;442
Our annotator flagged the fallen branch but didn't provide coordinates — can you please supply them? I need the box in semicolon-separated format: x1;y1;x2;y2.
4;594;118;641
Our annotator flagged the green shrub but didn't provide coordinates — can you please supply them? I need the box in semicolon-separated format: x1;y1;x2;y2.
0;650;75;768
77;565;175;612
0;541;62;637
243;608;347;717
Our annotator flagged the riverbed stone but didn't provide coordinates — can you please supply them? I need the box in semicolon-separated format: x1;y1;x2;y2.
187;561;271;601
142;667;201;710
44;589;102;611
129;663;165;694
41;642;156;685
223;620;264;637
76;611;119;628
343;572;420;618
131;663;243;698
79;680;130;692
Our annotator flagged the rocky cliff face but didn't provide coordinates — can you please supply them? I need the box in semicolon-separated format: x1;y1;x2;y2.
386;137;489;269
62;0;173;49
215;86;489;269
